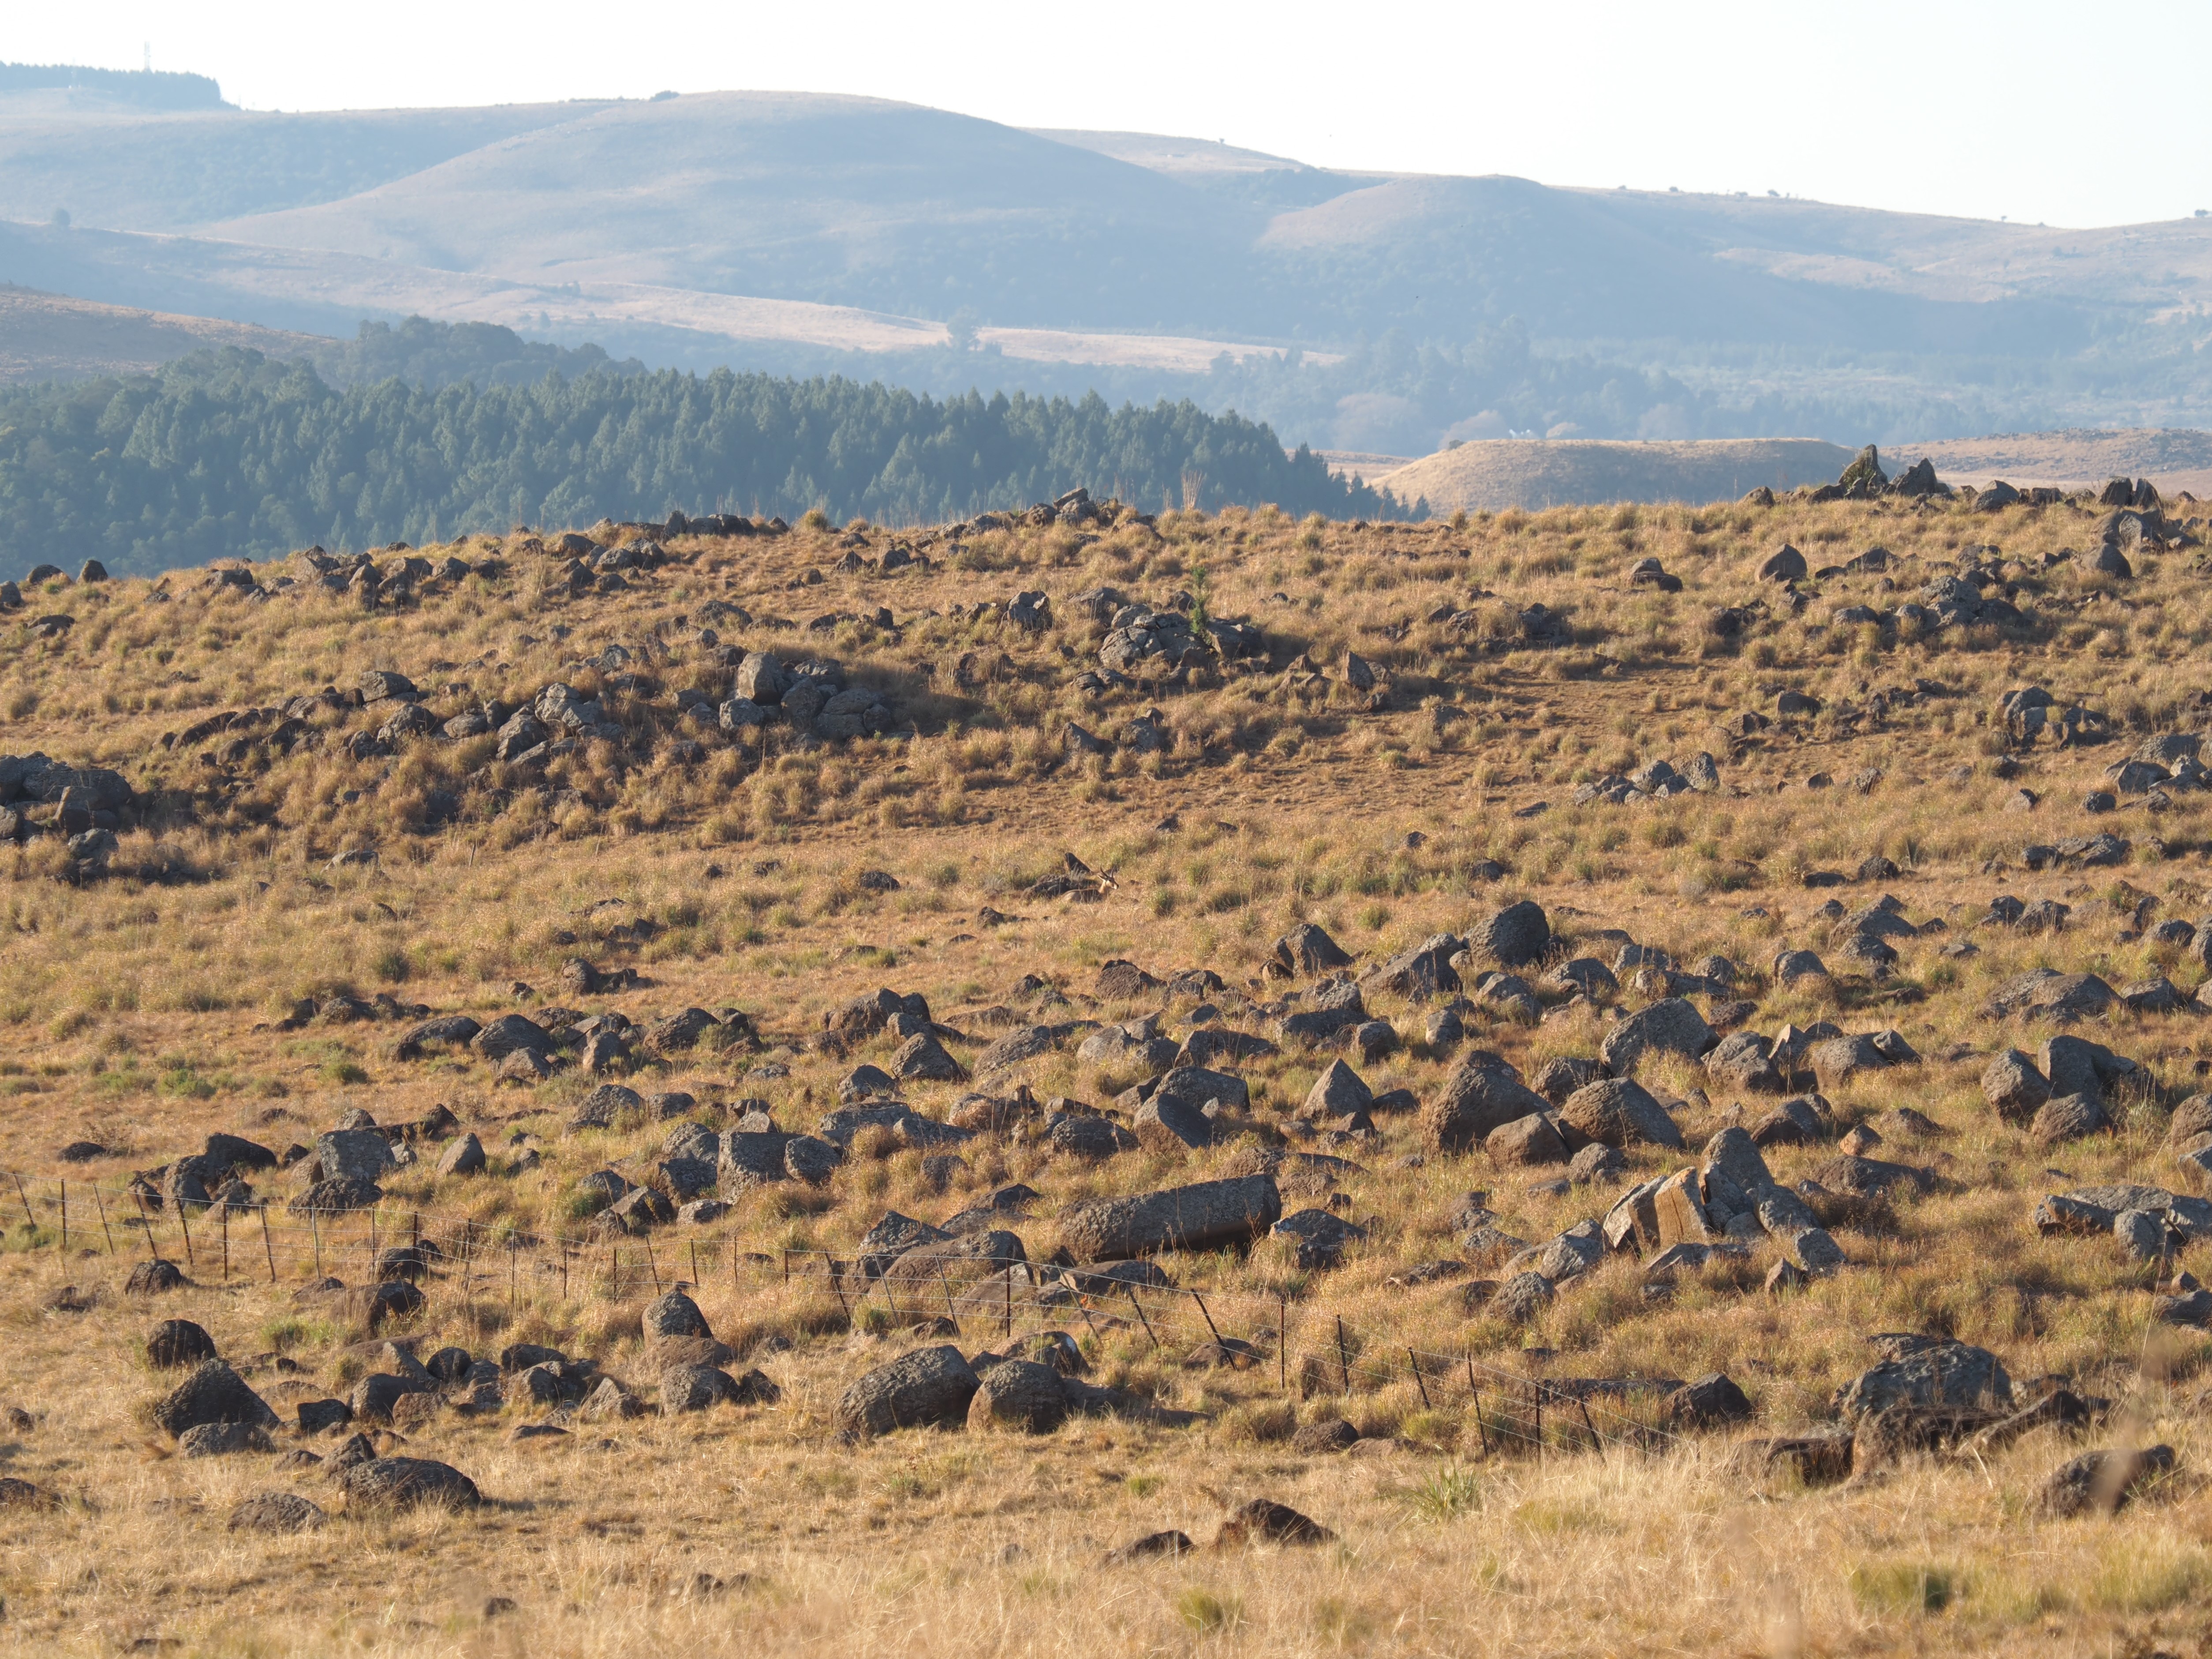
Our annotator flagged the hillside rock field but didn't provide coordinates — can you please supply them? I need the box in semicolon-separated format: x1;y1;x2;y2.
2;464;2212;1653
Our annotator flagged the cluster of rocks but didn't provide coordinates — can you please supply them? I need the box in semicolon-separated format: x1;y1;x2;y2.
1091;598;1266;680
0;750;136;866
1571;752;1719;806
1791;446;1951;504
708;651;893;740
1981;1034;2147;1144
1997;685;2112;749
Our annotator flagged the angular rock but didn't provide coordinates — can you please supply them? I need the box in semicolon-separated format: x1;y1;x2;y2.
2033;1094;2111;1145
1269;1208;1367;1269
336;1457;482;1510
1661;1373;1752;1430
1981;1049;2050;1120
228;1491;327;1533
1473;901;1551;967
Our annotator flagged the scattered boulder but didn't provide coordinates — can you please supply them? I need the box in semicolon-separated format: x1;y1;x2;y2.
966;1359;1069;1433
1420;1051;1551;1152
1835;1337;2011;1420
1598;999;1714;1075
152;1361;280;1439
336;1457;483;1510
228;1492;327;1533
1559;1078;1684;1150
834;1345;980;1437
1213;1498;1334;1547
1661;1373;1752;1430
1059;1176;1282;1261
2039;1446;2176;1518
146;1319;217;1370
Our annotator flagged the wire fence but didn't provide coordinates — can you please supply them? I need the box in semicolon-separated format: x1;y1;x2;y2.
3;1171;1681;1460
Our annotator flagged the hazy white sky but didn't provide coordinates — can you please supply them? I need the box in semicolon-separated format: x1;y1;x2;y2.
13;0;2211;228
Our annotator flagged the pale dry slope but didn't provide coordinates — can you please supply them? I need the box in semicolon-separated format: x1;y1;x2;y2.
1374;438;1856;511
1897;428;2212;497
0;284;329;385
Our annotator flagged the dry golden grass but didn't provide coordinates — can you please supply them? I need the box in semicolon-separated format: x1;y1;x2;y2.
0;487;2208;1653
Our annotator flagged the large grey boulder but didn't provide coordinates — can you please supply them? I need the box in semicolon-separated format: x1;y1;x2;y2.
1473;901;1550;968
1559;1079;1683;1150
1704;1031;1786;1094
966;1359;1069;1433
1272;924;1352;977
1148;1066;1249;1114
1984;970;2118;1023
1599;999;1714;1075
1833;1337;2011;1420
1486;1113;1570;1166
153;1361;280;1438
1420;1051;1550;1153
1059;1176;1282;1262
1133;1093;1216;1153
834;1345;979;1437
2039;1034;2136;1104
336;1456;482;1509
317;1130;395;1185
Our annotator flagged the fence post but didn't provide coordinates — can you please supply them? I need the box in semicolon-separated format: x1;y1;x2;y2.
93;1184;115;1255
10;1172;34;1231
219;1205;229;1281
1336;1315;1350;1397
690;1240;700;1290
177;1202;195;1270
1468;1357;1490;1456
261;1204;276;1283
1409;1347;1431;1410
310;1208;321;1278
1191;1290;1223;1347
1279;1291;1288;1393
57;1180;66;1254
1534;1383;1544;1467
645;1239;662;1295
1577;1395;1605;1461
1123;1282;1159;1352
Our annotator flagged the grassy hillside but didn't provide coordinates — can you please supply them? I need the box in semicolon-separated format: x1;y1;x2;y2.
0;480;2209;1651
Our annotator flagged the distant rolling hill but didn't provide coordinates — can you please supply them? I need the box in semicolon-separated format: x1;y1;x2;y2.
3;79;2212;450
1375;439;1858;511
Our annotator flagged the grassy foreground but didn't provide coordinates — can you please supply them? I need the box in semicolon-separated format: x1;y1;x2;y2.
0;486;2209;1654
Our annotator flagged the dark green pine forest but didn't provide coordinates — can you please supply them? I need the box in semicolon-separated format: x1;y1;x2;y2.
0;341;1414;577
